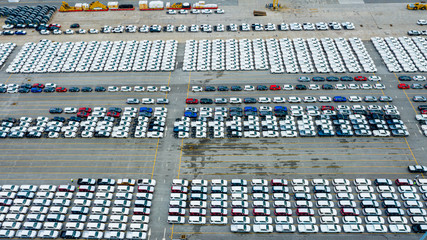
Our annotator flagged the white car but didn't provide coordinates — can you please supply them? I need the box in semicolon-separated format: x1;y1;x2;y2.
112;131;128;138
192;86;203;92
160;86;170;92
108;86;119;92
288;97;301;103
258;97;271;103
413;75;426;81
309;84;320;90
374;84;385;89
63;108;77;114
368;76;381;81
141;98;154;104
348;96;362;102
318;96;331;102
229;98;242;104
273;97;286;103
244;85;255;91
134;86;145;92
121;86;132;92
146;86;158;92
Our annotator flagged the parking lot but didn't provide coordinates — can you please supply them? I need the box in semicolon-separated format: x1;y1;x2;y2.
0;0;427;239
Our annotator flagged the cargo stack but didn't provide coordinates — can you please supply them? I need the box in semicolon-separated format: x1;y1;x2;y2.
192;1;218;9
166;2;191;10
139;1;164;10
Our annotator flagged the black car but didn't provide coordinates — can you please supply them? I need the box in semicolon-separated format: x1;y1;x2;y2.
326;76;339;82
49;108;63;114
44;87;55;92
229;107;242;112
259;111;273;116
108;107;122;113
295;85;307;90
230;111;243;117
200;98;213;104
231;86;242;91
340;76;353;81
312;76;325;82
139;112;152;117
69;87;80;92
60;230;81;239
398;76;411;81
244;98;257;103
18;88;30;93
0;88;6;93
70;23;80;28
53;117;66;122
256;85;268;91
205;86;216;91
2;118;16;123
217;86;229;91
69;116;81;122
81;87;92;92
26;132;42;138
95;86;106;92
322;84;333;90
20;84;32;89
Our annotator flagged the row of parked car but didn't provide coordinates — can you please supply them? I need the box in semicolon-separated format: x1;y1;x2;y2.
182;37;373;73
168;178;427;233
176;104;407;138
5;39;178;74
372;36;427;73
0;42;15;69
0;179;155;239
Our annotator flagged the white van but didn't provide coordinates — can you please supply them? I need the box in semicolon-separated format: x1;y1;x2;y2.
411;216;427;224
211;179;227;186
232;216;250;224
191;179;208;186
231;194;248;200
167;216;185;224
9;206;28;214
132;215;149;223
189;201;207;208
210;194;227;201
95;192;113;200
97;186;115;193
320;216;339;224
417;179;427;186
254;216;272;224
43;222;62;230
117;186;134;193
388;216;408;224
275;216;293;224
113;200;131;208
251;179;268;186
297;216;316;224
107;223;126;231
111;207;129;215
188;216;206;224
110;215;128;223
231;186;248;193
65;222;84;231
86;223;105;231
210;216;228;225
129;223;148;231
170;193;187;201
91;207;109;215
49;207;67;214
172;179;188;187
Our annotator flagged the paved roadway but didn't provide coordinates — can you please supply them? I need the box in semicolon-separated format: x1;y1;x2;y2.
0;0;426;239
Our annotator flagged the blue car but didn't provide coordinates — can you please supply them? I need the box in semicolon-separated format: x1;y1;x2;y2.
336;130;353;136
274;106;287;112
0;88;6;93
333;96;347;102
184;111;197;118
31;87;42;93
139;112;152;117
139;107;153;113
244;106;257;112
49;108;63;114
15;30;26;35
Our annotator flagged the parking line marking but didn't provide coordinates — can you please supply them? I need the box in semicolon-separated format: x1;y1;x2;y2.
0;172;152;174
2;165;152;168
0;154;156;156
0;142;158;145
0;148;156;151
182;159;411;163
182;147;408;151
151;138;160;179
0;159;153;162
181;165;403;169
393;73;418;114
183;153;410;157
405;137;424;178
179;172;412;175
183;140;403;146
4;74;12;84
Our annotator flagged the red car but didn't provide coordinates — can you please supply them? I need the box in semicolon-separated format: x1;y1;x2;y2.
189;208;206;216
340;208;360;216
77;111;90;118
49;23;61;28
395;178;413;186
321;106;334;111
170;186;188;193
79;107;92;113
354;76;367;81
186;98;198;104
211;208;228;216
421;110;427;114
296;208;314;216
275;208;292;216
55;87;67;92
271;179;287;186
398;83;410;89
107;111;120;118
270;85;281;90
32;83;45;88
137;185;154;193
231;208;248;216
168;208;185;216
253;208;270;216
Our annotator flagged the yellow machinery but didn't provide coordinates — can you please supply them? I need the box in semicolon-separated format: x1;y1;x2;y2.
59;1;79;12
266;0;281;10
407;2;426;10
88;1;108;10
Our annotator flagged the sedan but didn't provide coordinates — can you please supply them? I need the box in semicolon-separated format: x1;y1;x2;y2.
398;83;410;89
